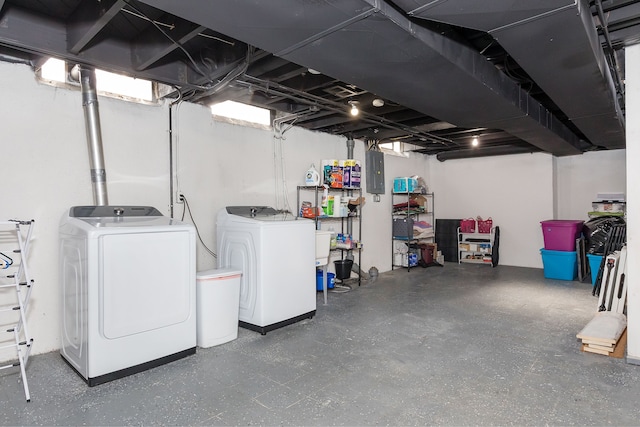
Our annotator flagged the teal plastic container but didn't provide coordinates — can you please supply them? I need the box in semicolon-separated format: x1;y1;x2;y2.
316;271;335;291
540;248;577;281
586;253;603;285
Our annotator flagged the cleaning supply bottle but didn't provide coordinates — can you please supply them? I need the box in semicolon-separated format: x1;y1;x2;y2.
321;186;329;215
305;164;320;186
328;226;337;249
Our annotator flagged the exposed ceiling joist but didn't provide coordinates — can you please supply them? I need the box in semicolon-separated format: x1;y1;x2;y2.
0;0;638;159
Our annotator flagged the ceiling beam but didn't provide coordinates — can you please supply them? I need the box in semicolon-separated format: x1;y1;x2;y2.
67;0;126;55
0;4;243;88
132;22;207;71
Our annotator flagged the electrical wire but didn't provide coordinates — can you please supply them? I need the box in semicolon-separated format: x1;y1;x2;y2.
271;108;318;212
279;126;292;214
272;133;281;210
186;45;254;102
172;98;184;204
180;194;217;258
237;75;456;147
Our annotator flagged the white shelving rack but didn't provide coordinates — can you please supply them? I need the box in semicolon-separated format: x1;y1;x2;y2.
457;226;497;267
0;219;35;402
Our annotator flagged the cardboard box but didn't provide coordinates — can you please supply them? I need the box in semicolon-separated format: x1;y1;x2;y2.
410;194;428;210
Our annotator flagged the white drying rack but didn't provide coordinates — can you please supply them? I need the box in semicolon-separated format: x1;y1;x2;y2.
0;219;35;402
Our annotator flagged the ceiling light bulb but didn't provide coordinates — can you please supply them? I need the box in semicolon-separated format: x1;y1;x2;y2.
372;98;384;107
350;103;359;116
472;136;479;147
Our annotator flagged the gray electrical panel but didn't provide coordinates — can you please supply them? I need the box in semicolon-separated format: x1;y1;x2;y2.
365;150;385;194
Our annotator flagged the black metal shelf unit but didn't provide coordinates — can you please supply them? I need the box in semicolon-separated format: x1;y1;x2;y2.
391;192;435;271
296;186;363;286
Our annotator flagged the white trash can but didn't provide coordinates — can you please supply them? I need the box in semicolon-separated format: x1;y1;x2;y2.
196;268;242;348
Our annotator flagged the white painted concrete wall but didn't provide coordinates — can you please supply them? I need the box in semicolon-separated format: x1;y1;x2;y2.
625;44;639;363
172;101;429;274
0;60;629;361
0;63;173;360
555;150;626;220
428;153;554;268
0;62;429;359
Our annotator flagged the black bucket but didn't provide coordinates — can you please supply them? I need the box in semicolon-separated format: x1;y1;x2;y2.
334;259;353;280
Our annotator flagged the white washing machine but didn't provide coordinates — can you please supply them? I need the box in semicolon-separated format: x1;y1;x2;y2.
59;206;196;386
217;206;315;334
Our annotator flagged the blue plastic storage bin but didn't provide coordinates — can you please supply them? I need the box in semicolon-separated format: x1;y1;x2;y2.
586;253;603;285
393;177;417;193
540;248;577;281
316;270;335;291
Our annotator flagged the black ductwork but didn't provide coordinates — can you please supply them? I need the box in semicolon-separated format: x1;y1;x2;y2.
397;0;625;150
140;0;591;156
435;145;541;162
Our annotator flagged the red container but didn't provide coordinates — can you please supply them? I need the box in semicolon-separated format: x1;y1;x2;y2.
460;218;476;233
540;220;584;251
477;217;493;233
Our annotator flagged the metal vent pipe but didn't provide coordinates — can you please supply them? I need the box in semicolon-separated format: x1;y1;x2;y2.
346;136;355;236
79;65;109;206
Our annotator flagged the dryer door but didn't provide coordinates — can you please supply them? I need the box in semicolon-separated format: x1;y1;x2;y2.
99;231;191;339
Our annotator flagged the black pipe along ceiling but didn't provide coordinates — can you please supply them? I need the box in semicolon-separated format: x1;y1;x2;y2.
0;0;637;159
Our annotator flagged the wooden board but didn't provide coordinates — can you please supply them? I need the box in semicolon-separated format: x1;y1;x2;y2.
580;328;627;358
581;345;611;356
583;342;615;352
577;312;626;345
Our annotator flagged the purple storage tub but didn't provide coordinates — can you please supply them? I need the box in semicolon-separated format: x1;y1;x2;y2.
540;220;584;251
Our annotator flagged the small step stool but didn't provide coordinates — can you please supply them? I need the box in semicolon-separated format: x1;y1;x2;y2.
0;219;35;402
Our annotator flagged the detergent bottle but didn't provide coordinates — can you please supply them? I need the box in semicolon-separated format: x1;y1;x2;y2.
305;164;320;186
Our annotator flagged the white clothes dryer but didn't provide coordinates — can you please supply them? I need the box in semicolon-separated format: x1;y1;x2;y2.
59;206;196;386
217;206;315;334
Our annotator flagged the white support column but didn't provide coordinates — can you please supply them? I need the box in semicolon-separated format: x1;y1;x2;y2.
626;44;640;364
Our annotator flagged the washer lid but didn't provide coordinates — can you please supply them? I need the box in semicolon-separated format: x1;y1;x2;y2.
70;206;163;218
225;206;278;217
224;206;297;222
67;205;193;229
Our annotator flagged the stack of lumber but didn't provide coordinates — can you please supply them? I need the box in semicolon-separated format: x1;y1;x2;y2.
577;312;627;358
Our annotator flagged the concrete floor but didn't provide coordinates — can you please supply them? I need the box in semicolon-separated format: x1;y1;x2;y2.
1;263;639;426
